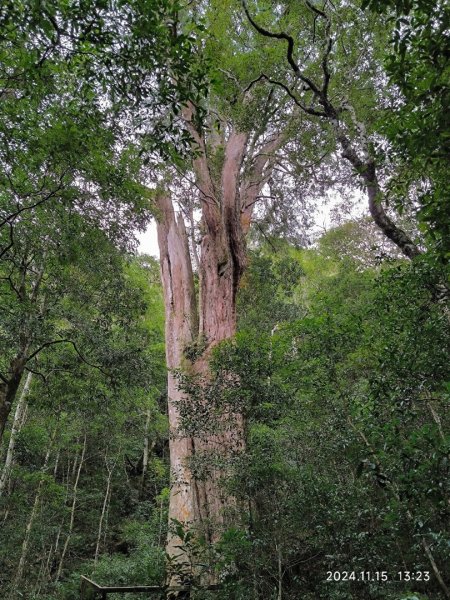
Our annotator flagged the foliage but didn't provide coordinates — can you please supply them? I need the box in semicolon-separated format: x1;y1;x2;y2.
0;247;168;599
0;1;449;599
176;233;450;600
363;0;450;259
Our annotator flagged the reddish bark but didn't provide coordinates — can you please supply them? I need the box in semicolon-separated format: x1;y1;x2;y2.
156;121;283;577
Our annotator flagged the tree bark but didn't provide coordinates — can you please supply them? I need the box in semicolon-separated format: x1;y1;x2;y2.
0;371;32;499
157;194;199;561
157;120;282;580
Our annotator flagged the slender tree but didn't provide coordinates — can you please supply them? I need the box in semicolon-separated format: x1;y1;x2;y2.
9;426;57;597
55;432;87;581
0;372;32;499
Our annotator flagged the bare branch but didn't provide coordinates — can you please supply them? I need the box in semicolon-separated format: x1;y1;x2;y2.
24;366;47;384
241;1;299;72
242;0;322;96
305;1;333;97
245;73;326;117
305;0;327;18
0;173;69;230
25;339;110;376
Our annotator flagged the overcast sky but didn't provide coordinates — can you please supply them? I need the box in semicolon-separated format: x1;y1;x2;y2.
137;220;159;257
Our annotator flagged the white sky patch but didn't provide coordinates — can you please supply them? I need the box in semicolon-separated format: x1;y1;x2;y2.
313;190;367;234
137;220;159;257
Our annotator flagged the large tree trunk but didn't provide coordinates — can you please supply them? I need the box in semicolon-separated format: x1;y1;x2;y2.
157;192;244;576
156;194;199;557
156;113;283;582
158;197;242;580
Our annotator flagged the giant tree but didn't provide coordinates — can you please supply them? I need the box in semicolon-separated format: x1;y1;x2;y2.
153;1;308;571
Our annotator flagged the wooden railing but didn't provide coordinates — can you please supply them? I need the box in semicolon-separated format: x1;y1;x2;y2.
80;575;220;599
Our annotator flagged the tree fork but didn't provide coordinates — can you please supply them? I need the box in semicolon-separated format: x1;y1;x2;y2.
156;112;283;579
156;191;244;578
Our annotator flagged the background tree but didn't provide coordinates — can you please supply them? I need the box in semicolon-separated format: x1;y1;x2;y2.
0;251;168;599
241;0;423;259
362;0;450;259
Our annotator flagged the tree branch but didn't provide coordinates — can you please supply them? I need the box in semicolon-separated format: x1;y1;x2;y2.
242;1;299;73
0;221;14;261
242;0;322;96
0;172;69;230
25;339;110;376
24;366;47;384
244;73;326;117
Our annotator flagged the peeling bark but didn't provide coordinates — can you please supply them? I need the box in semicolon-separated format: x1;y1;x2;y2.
157;194;199;561
157;121;282;580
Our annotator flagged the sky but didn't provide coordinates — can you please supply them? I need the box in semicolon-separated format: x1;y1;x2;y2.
137;220;159;257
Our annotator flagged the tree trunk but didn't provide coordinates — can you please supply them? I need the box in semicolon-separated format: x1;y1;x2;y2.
9;428;55;597
0;356;28;444
158;190;242;575
94;456;116;564
0;372;32;499
335;127;421;259
156;110;283;581
55;432;87;581
276;543;283;600
157;194;199;559
0;261;45;444
140;410;152;498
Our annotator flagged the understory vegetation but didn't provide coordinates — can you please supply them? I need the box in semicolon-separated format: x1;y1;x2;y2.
1;226;448;599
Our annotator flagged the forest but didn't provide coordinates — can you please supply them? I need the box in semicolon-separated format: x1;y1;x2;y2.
0;1;448;599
